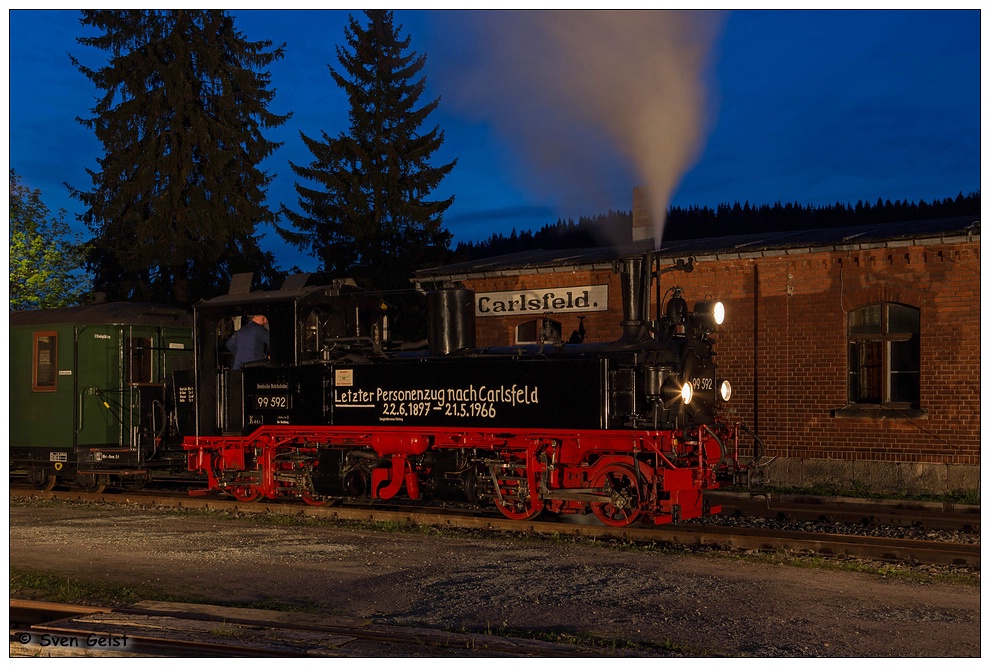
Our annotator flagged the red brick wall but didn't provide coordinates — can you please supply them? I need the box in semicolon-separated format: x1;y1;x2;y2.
459;240;981;468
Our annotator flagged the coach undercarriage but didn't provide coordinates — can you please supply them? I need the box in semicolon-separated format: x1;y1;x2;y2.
184;422;759;526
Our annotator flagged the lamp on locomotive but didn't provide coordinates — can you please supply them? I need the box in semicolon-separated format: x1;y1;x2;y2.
692;300;725;332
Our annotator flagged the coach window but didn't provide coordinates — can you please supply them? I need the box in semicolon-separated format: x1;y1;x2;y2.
516;318;562;344
846;302;921;413
33;331;57;391
126;336;153;384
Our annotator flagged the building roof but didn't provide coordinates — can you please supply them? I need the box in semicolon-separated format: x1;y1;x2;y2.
415;216;980;282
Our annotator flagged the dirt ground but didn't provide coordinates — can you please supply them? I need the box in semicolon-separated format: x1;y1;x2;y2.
8;500;981;657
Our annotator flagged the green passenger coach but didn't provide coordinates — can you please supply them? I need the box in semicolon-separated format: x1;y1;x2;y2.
10;302;193;492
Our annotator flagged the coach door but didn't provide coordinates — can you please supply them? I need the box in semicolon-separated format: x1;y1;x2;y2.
75;324;127;451
75;325;163;467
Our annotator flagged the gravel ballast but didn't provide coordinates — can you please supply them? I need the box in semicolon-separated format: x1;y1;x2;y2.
8;499;981;657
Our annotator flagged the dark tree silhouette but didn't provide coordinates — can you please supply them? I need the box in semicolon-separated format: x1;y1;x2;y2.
281;10;455;338
70;9;289;305
453;193;980;260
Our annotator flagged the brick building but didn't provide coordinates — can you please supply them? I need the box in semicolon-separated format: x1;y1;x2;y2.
415;214;981;496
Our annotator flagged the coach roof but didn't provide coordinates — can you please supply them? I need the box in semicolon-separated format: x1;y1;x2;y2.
9;302;192;327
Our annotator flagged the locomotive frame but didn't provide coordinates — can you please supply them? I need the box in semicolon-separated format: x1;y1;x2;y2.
178;251;765;525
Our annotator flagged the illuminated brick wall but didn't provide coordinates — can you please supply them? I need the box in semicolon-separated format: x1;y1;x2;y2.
453;238;981;493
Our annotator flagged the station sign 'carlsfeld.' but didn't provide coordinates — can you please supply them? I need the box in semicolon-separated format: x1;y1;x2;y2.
475;285;609;317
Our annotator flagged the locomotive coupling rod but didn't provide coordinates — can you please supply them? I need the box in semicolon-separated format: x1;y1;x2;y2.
536;480;614;504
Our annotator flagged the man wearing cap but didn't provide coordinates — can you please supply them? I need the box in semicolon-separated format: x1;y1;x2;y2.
226;314;270;369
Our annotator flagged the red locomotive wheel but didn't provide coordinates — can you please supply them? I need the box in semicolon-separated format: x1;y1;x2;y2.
492;464;543;520
227;486;261;502
590;464;642;527
494;495;543;521
301;492;327;507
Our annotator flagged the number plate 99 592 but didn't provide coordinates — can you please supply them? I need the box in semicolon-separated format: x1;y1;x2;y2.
253;395;290;409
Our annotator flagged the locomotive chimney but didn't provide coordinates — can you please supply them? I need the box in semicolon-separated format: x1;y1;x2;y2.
618;253;653;344
632;186;654;243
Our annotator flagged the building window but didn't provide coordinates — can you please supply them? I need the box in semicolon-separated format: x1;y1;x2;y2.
33;332;57;391
847;303;920;408
516;318;562;344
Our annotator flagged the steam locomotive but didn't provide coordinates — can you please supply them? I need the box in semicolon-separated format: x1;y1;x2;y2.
11;250;765;526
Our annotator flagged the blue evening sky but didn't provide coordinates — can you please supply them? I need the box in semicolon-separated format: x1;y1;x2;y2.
7;9;981;272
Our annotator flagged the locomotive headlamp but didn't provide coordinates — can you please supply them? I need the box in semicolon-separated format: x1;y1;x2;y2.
660;377;693;407
720;379;732;402
693;301;725;330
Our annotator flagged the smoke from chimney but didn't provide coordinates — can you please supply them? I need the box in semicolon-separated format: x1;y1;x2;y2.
434;11;723;247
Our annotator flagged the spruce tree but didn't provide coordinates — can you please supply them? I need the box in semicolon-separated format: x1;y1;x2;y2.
282;10;456;337
70;10;289;305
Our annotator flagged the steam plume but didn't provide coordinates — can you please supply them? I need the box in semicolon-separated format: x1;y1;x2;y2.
439;10;723;247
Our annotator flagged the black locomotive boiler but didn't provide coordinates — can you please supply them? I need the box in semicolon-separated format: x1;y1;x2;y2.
179;252;765;525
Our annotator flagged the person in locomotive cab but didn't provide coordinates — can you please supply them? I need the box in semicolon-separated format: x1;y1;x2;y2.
226;314;270;369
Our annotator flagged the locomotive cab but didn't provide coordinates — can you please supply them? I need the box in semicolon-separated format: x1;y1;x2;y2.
190;274;388;436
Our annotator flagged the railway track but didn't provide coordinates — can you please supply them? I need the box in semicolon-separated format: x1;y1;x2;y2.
707;490;980;532
10;480;979;533
9;487;980;567
10;599;594;657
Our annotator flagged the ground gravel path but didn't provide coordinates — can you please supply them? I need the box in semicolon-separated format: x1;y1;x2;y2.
8;501;981;657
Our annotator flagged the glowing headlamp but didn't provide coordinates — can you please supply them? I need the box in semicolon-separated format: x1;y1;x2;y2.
681;381;694;405
719;380;732;402
659;376;693;407
693;301;725;330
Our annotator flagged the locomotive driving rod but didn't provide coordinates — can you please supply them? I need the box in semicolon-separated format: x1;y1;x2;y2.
536;485;613;504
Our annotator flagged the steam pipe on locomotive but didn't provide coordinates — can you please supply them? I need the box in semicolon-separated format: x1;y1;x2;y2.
178;250;769;525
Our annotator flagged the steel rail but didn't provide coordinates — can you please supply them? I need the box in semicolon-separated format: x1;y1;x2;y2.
705;490;981;532
10;487;980;566
10;599;594;658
